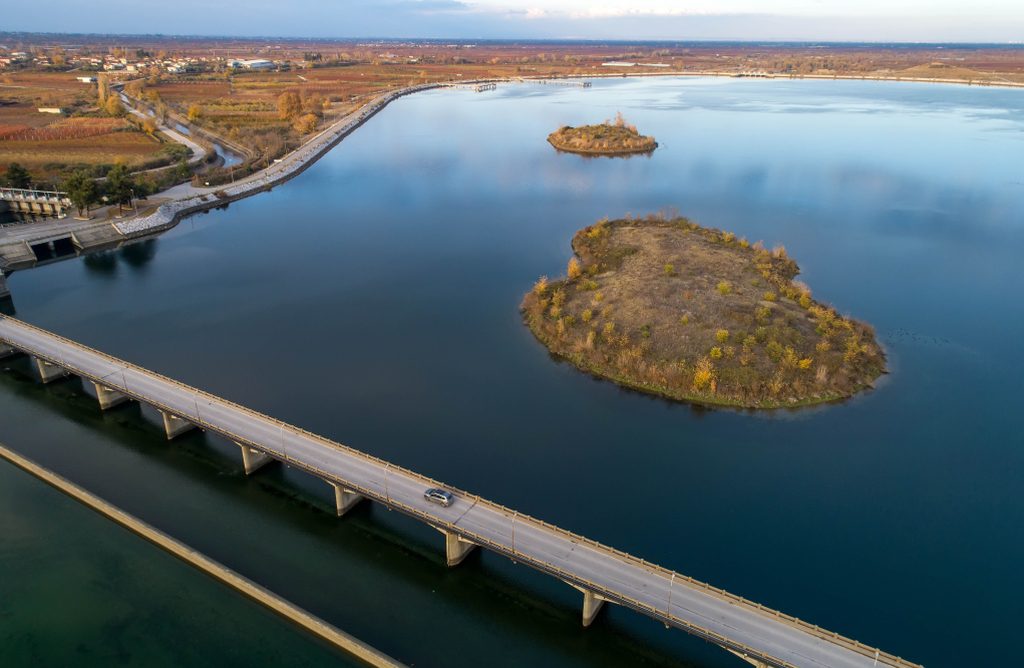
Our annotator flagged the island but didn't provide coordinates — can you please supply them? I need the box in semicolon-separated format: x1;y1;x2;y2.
521;215;886;408
547;113;657;155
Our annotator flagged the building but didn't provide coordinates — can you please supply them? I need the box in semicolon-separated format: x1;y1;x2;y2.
232;59;275;71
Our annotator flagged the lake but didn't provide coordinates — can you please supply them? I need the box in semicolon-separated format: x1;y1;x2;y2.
2;76;1023;667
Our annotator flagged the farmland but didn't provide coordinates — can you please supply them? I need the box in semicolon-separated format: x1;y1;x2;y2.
0;71;168;183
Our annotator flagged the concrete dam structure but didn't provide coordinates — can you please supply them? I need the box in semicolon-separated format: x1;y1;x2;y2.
0;188;71;219
0;314;922;668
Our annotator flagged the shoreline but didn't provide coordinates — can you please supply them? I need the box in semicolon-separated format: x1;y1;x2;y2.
0;441;407;668
3;69;1020;271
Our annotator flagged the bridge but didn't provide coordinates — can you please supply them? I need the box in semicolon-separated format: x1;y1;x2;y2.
0;187;71;219
0;314;921;668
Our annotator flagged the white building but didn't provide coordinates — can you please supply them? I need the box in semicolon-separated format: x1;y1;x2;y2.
233;59;275;71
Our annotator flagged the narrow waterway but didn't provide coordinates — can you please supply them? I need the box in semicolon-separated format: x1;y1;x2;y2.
3;77;1023;667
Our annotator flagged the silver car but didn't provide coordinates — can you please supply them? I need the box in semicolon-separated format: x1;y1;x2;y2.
424;488;454;507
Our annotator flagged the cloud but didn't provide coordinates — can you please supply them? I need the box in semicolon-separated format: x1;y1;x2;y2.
2;0;1021;41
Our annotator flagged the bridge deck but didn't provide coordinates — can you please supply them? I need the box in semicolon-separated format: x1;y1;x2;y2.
0;314;920;668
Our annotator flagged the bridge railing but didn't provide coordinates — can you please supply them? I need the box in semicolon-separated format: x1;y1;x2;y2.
0;315;922;668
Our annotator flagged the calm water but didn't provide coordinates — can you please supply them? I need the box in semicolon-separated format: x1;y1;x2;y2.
3;77;1023;667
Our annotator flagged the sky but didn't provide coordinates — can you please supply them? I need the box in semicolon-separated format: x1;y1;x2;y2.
5;0;1023;42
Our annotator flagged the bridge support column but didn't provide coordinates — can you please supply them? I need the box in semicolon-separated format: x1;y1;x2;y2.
236;442;273;475
159;410;195;439
32;356;69;383
92;382;129;410
441;530;477;567
328;482;364;516
565;583;608;627
0;272;9;299
581;589;607;627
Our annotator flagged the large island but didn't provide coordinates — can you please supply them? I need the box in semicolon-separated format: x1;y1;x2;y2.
522;215;886;408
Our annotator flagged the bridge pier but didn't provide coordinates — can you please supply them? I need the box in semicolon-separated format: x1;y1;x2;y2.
328;481;365;516
236;442;273;475
32;356;69;383
91;381;129;410
0;272;8;299
159;410;195;439
578;587;608;627
440;530;477;566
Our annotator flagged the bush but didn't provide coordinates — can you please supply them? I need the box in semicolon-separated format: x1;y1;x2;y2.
664;263;675;276
582;309;593;323
763;291;777;302
693;357;715;391
533;276;549;296
715;329;729;343
567;257;582;279
709;347;723;359
716;281;733;295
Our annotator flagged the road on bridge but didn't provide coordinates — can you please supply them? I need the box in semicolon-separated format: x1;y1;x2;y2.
0;315;920;668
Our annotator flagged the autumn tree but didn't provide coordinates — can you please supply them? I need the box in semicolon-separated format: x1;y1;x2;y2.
292;113;319;134
277;91;301;121
187;104;202;122
104;95;124;117
142;117;157;136
97;73;110;106
302;92;326;117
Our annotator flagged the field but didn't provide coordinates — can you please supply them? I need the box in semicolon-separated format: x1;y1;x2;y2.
0;71;167;182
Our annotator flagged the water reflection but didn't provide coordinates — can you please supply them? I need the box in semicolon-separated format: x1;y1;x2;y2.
119;239;158;270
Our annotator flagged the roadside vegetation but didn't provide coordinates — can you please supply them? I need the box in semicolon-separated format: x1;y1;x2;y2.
521;214;886;408
548;113;657;155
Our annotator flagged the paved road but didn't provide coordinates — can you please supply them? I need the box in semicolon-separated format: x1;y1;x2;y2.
0;314;920;668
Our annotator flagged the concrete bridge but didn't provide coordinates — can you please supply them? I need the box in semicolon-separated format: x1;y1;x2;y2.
0;188;71;219
0;314;922;668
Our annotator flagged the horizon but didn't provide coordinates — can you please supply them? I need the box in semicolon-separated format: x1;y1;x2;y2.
2;0;1023;43
3;31;1023;48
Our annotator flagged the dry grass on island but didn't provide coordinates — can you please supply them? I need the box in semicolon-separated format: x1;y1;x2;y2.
522;215;886;409
548;113;657;156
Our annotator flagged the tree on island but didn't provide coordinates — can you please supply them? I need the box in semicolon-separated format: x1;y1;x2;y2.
4;163;32;189
63;170;98;218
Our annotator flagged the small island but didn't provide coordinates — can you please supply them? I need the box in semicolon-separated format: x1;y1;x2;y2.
522;215;886;409
547;113;657;156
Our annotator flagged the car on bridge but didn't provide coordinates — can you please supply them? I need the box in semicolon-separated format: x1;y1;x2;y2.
424;488;454;507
